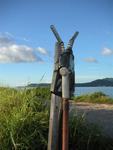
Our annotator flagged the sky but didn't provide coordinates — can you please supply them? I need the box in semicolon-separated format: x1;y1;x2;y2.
0;0;113;86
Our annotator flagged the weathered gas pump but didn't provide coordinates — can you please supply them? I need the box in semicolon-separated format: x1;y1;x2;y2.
48;25;79;150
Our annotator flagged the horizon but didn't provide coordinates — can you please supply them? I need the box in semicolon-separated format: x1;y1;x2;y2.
0;0;113;86
1;77;113;88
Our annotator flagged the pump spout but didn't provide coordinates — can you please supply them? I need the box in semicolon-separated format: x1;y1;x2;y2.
66;31;79;50
50;25;63;44
50;25;65;52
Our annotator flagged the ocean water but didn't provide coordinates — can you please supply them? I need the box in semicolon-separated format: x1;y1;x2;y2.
74;87;113;98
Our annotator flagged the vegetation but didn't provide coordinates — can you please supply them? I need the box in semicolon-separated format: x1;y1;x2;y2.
0;87;113;150
0;87;50;150
74;92;113;104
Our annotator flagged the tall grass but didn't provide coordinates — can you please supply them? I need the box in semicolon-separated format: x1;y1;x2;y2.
0;87;50;150
0;88;113;150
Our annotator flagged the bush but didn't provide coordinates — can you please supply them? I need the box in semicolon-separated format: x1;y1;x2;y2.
74;92;113;104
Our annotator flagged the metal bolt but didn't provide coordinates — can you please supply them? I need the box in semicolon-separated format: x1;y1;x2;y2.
60;67;69;76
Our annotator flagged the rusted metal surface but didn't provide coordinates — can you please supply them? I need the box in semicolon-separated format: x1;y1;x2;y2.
62;98;69;150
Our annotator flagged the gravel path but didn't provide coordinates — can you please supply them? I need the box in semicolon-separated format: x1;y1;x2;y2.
70;102;113;138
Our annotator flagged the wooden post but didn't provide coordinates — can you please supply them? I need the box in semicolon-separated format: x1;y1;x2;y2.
48;94;62;150
48;42;63;150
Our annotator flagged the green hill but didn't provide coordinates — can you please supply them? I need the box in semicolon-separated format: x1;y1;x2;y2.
76;78;113;87
17;78;113;88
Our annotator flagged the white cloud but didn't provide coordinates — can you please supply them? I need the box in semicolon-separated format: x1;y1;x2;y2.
0;34;43;63
0;44;43;63
102;47;113;56
83;58;98;63
37;47;48;55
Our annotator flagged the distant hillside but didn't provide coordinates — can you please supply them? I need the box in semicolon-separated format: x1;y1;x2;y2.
76;78;113;87
27;83;50;88
25;78;113;88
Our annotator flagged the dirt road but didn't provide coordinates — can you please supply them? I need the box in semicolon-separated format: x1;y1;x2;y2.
70;102;113;138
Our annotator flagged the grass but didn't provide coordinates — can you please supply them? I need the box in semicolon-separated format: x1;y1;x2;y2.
0;87;50;150
0;87;113;150
74;92;113;104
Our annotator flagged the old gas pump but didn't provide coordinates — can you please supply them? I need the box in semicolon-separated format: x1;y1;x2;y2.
48;25;79;150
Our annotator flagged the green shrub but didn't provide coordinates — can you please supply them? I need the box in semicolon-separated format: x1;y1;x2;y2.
74;92;113;104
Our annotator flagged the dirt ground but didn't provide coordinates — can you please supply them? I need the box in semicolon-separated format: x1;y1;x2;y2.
70;102;113;138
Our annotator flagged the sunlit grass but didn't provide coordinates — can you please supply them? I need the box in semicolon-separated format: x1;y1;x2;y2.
74;92;113;104
0;87;50;150
0;88;113;150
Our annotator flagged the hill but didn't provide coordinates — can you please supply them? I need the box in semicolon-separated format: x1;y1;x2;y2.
18;78;113;88
27;83;50;87
76;78;113;87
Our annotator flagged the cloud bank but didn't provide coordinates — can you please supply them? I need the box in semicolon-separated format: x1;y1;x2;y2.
0;44;43;63
0;34;48;63
0;36;14;46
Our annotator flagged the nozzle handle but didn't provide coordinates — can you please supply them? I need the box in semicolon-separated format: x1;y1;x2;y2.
50;25;63;43
67;31;79;50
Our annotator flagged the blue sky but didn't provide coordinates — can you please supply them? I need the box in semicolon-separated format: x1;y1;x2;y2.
0;0;113;86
